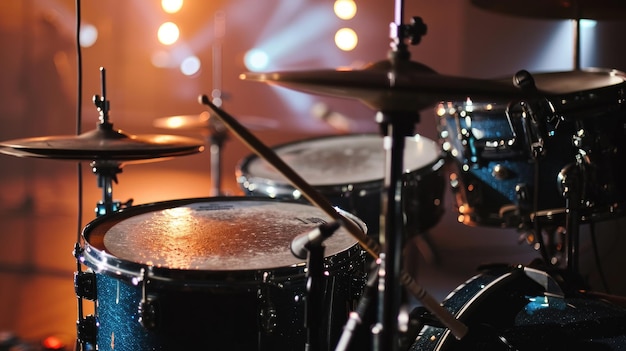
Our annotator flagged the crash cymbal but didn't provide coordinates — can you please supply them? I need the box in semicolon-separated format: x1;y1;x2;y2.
240;59;524;111
153;111;279;133
472;0;626;20
0;126;205;161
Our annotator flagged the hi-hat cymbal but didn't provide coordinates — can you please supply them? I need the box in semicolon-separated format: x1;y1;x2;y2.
472;0;626;20
240;59;524;111
153;111;279;133
0;127;205;161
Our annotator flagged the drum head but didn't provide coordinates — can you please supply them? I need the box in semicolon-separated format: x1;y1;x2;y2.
240;134;441;186
531;69;626;95
83;198;364;272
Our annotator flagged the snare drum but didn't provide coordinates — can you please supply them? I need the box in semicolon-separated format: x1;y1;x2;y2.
79;197;366;351
439;69;626;227
236;134;446;238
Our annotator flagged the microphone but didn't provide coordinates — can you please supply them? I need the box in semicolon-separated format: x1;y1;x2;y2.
512;70;557;158
290;221;341;259
310;102;353;134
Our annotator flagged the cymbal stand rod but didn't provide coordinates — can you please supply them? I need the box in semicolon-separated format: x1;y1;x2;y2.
373;4;429;349
208;132;226;196
375;112;414;351
572;18;581;70
208;11;227;196
94;67;112;128
91;161;123;216
199;95;469;344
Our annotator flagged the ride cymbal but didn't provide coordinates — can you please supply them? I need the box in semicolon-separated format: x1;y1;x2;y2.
153;111;279;134
0;126;205;161
240;59;524;111
472;0;626;20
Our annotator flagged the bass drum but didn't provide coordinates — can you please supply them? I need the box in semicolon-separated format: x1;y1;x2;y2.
237;133;446;238
80;197;367;351
439;69;626;227
409;265;626;350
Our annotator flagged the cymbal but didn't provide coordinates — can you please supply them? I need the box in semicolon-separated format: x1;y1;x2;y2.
472;0;626;20
153;111;279;133
240;59;524;111
0;127;205;161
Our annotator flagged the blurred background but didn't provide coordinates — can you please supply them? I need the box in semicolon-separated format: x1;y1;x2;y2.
1;0;626;349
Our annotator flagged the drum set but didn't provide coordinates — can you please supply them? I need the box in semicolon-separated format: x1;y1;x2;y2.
2;0;626;350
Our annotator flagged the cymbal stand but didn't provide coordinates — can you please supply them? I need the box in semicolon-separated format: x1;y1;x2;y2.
572;17;581;70
91;68;132;216
206;114;228;197
208;10;228;196
570;0;583;71
372;2;428;350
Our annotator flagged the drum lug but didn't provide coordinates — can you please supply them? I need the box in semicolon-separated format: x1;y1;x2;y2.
491;164;511;180
258;287;277;334
74;270;97;301
76;314;98;345
138;295;160;330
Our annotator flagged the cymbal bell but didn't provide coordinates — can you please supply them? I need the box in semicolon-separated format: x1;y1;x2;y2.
472;0;626;20
240;59;524;111
153;111;279;134
0;126;205;161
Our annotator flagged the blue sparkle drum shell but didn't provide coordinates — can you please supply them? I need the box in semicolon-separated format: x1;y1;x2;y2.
236;133;446;238
409;265;626;350
438;69;626;228
80;197;367;351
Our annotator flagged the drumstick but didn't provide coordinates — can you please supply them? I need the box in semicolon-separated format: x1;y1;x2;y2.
199;94;468;340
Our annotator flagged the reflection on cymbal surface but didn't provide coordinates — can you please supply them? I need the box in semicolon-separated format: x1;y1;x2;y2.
153;111;279;133
240;59;523;111
0;127;205;161
472;0;626;19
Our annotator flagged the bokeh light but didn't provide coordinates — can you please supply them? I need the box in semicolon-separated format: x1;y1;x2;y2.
180;55;201;76
158;22;180;45
161;0;184;14
79;24;98;47
334;28;358;51
244;48;270;71
334;0;357;20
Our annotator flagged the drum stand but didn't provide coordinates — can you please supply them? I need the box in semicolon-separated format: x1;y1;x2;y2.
559;152;585;280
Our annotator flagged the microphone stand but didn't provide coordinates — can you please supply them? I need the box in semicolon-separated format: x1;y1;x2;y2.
305;242;325;351
291;222;341;351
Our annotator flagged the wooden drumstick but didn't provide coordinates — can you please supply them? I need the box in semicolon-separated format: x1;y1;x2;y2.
199;94;468;340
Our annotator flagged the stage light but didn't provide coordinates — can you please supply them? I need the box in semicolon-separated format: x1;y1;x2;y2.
158;22;180;45
244;49;270;71
79;24;98;47
334;27;358;51
180;55;201;76
162;0;184;14
334;0;357;20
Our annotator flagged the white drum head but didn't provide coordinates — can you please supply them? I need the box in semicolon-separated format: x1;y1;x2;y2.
95;200;362;271
244;134;441;186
